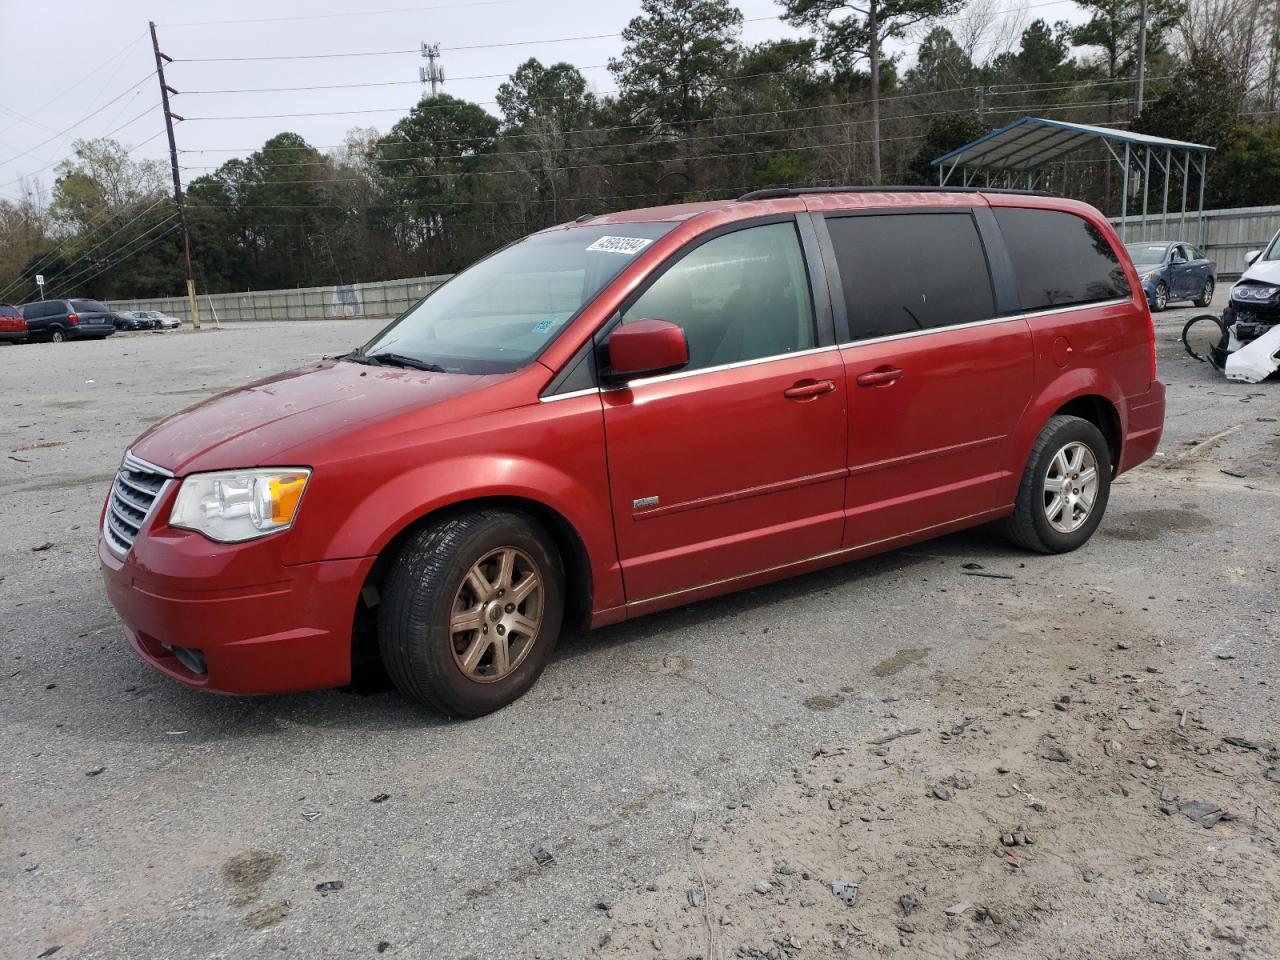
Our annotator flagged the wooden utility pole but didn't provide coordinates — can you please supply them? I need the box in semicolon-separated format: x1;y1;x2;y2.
149;20;200;328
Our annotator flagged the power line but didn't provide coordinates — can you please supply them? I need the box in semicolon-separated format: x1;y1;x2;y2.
44;214;180;298
172;16;780;63
161;0;531;28
0;195;174;302
177;74;1148;160
179;99;1124;191
0;71;156;170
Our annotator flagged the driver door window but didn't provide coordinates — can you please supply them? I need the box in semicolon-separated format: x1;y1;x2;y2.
620;221;815;372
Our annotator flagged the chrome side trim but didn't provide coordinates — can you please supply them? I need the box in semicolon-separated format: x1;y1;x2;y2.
619;344;840;389
538;386;602;404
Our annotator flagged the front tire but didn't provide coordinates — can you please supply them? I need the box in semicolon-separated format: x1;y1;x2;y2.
1152;281;1168;312
1000;415;1112;554
378;510;564;717
1193;277;1214;308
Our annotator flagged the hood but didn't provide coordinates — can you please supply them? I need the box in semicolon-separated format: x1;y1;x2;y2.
1238;258;1280;287
131;358;510;474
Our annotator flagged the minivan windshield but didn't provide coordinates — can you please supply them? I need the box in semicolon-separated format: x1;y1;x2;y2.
1125;243;1168;266
356;221;677;374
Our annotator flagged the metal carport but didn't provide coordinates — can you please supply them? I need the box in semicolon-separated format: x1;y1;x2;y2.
931;116;1214;245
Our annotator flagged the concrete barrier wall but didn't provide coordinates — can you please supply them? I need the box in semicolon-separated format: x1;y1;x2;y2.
1112;205;1280;277
107;274;452;323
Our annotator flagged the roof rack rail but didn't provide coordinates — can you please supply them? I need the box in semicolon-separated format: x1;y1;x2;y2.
737;185;1052;201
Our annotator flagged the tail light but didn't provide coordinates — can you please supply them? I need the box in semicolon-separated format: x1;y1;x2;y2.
67;312;79;326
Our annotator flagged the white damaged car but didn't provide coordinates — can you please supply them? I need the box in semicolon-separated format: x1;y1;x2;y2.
1221;237;1280;382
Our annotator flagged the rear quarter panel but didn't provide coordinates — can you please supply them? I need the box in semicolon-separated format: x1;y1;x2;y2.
984;195;1156;499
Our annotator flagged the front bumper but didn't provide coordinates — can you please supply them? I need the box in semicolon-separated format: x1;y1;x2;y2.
99;535;375;695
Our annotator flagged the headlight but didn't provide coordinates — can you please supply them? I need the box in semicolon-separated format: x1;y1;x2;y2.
170;468;311;542
1233;285;1278;302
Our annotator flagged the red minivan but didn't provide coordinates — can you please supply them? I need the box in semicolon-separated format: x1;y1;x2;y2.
99;188;1165;716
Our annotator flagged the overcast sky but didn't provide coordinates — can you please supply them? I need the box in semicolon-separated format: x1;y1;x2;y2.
0;0;1090;201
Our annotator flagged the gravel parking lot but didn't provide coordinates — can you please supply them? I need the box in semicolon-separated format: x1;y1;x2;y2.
2;294;1278;960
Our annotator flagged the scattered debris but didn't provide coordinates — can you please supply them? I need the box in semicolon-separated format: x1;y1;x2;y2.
1039;746;1072;763
1146;890;1169;905
31;542;54;552
963;571;1014;580
85;766;105;777
831;881;859;907
868;727;921;745
899;893;919;916
315;880;345;893
1223;736;1275;754
1177;800;1234;829
687;888;705;908
931;784;953;801
1220;469;1247;478
944;901;971;916
37;948;61;959
531;844;555;868
369;793;391;803
300;810;321;822
752;880;771;894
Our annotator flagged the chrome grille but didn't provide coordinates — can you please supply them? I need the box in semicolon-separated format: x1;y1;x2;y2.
103;452;172;558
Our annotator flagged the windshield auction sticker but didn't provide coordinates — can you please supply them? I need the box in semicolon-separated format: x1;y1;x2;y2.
586;236;655;255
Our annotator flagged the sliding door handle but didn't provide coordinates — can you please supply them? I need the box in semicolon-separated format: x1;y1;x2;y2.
855;366;903;387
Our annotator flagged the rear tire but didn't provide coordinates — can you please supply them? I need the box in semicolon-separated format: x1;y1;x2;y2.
378;510;563;717
49;328;66;343
1192;277;1214;308
1000;415;1112;554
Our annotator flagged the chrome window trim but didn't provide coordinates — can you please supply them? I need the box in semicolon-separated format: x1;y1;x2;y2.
538;386;601;404
614;344;841;389
539;297;1132;398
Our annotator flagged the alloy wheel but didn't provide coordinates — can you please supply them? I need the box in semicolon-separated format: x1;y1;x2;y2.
448;546;543;682
1155;283;1167;310
1202;278;1214;303
1043;441;1099;534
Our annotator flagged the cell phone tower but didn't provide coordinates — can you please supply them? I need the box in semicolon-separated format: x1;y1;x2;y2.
419;43;445;96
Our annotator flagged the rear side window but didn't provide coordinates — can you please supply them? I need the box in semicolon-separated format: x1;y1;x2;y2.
826;212;995;341
0;305;17;318
994;208;1130;310
71;299;108;312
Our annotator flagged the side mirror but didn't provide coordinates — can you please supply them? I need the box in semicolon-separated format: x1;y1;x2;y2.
1246;250;1261;266
605;318;689;382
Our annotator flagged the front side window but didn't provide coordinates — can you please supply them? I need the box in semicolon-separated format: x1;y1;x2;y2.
995;207;1130;310
826;212;995;341
360;221;676;374
620;221;815;372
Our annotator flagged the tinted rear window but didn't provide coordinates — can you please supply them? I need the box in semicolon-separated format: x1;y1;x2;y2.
994;208;1130;310
826;212;996;341
71;299;108;313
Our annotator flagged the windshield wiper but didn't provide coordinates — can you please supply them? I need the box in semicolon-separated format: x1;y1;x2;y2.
342;351;447;373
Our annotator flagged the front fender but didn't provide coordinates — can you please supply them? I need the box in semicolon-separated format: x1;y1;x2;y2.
285;393;625;611
999;367;1126;506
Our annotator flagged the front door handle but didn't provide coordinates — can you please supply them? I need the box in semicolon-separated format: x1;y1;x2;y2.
783;379;836;400
855;366;903;388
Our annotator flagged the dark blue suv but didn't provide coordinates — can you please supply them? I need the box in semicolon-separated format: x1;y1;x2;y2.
19;299;116;342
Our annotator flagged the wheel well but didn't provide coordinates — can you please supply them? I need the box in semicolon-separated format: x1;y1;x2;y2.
349;496;595;676
1053;395;1121;470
